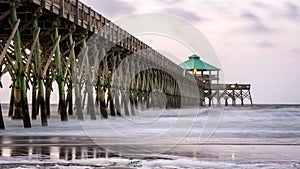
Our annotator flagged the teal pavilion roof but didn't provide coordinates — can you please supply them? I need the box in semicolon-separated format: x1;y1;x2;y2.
179;54;220;71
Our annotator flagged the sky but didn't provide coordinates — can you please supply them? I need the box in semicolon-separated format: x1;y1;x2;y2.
78;0;300;104
0;0;299;104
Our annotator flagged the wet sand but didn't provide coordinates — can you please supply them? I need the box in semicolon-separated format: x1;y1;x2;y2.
0;105;299;168
0;135;299;162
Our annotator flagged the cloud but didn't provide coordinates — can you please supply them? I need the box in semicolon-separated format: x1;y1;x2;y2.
239;11;273;33
290;47;300;54
241;11;260;21
253;1;267;8
249;22;273;33
285;1;300;20
252;1;300;21
252;1;274;11
82;0;136;18
154;0;183;3
163;8;203;22
256;40;276;48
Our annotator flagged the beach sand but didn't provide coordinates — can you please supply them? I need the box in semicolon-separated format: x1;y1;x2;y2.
0;105;299;168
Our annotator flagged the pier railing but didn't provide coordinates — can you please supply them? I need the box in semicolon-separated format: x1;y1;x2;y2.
208;84;251;90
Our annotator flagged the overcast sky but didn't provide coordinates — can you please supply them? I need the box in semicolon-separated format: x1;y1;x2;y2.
0;0;299;104
78;0;300;104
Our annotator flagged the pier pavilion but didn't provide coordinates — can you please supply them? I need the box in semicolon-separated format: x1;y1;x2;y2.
180;54;253;106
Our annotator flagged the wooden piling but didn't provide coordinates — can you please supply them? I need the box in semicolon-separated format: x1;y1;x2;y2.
66;82;73;115
8;85;14;117
108;88;116;116
112;54;120;116
82;35;96;120
31;77;37;120
11;4;31;128
107;52;116;117
122;57;130;116
99;87;108;118
53;21;68;122
33;19;47;126
0;102;4;129
69;31;83;120
114;88;122;116
113;54;121;116
98;48;108;118
45;70;52;117
128;59;135;116
122;90;130;116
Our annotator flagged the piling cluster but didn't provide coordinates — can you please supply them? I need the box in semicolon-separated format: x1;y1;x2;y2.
0;0;202;129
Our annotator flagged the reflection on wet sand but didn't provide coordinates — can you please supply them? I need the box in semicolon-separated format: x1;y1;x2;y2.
1;145;120;160
1;136;300;163
0;136;120;160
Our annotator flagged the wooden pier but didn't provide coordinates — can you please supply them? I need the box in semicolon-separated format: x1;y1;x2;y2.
0;0;204;129
205;84;253;106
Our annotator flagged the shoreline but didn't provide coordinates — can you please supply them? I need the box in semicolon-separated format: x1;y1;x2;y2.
0;106;299;168
0;136;299;168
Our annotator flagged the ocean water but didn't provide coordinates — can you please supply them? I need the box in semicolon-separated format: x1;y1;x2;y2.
0;105;299;168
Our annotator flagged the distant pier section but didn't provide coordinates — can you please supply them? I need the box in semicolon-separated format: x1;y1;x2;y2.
180;54;253;106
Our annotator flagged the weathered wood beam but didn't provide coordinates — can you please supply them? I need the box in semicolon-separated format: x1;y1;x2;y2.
0;66;9;79
0;19;20;65
42;35;61;78
19;14;41;33
0;45;15;72
63;56;71;81
25;27;40;74
0;4;20;22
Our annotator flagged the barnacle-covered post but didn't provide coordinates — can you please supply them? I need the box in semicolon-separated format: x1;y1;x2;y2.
53;21;68;121
33;17;47;126
12;3;31;127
